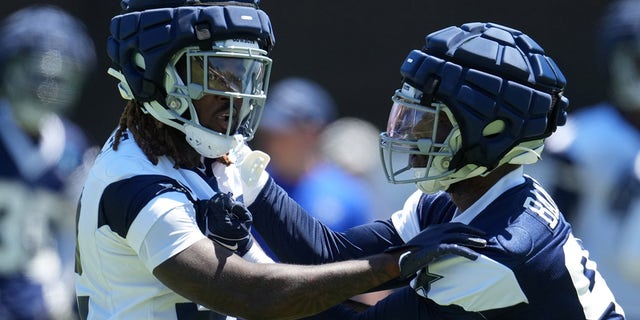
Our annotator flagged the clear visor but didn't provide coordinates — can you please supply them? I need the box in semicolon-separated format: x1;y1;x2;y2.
380;91;456;184
187;54;269;99
386;93;451;146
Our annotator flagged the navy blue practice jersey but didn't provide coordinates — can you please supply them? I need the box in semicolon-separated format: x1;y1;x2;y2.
0;103;93;318
250;167;625;319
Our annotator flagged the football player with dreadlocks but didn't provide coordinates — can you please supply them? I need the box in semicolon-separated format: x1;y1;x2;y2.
241;22;626;319
74;1;486;319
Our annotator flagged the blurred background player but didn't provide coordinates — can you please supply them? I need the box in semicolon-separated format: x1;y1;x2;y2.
254;77;375;234
0;4;96;320
527;0;640;317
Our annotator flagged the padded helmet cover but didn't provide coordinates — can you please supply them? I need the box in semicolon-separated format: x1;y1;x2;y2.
107;0;275;103
399;22;569;170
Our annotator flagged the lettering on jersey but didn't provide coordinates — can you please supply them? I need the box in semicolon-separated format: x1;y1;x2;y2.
156;182;189;197
231;38;255;44
523;184;560;230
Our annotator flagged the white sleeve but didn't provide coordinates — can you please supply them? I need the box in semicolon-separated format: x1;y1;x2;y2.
127;192;206;271
390;190;423;243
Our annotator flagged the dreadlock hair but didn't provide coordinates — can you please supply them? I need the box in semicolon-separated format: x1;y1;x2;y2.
112;100;232;169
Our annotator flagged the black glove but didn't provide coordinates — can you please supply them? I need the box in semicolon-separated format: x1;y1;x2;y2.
195;192;253;256
386;222;487;279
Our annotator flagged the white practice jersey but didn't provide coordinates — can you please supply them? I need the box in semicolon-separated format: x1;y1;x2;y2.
75;130;255;320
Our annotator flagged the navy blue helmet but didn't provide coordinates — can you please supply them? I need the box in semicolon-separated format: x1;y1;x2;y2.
107;0;275;158
596;0;640;111
0;5;96;131
380;22;569;193
596;0;640;75
0;5;95;74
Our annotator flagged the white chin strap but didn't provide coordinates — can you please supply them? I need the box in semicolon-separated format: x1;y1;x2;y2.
140;100;243;159
414;167;449;194
416;180;448;194
414;142;544;194
184;124;243;158
416;164;490;193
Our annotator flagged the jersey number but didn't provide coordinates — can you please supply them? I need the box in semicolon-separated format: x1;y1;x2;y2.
523;187;560;230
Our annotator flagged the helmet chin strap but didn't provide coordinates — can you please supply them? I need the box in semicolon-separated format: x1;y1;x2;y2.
415;142;544;194
415;164;487;194
142;100;244;159
184;124;243;158
414;167;448;193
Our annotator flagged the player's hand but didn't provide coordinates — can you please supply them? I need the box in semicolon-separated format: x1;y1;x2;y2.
385;222;487;279
195;192;253;256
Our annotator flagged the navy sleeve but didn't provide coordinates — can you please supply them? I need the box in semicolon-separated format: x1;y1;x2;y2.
301;287;486;320
249;178;405;264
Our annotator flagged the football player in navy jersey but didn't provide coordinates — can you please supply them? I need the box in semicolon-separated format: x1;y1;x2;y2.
238;22;627;319
0;5;97;320
74;1;486;319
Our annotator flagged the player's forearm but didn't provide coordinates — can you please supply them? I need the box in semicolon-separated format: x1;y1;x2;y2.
155;239;402;320
234;252;402;320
